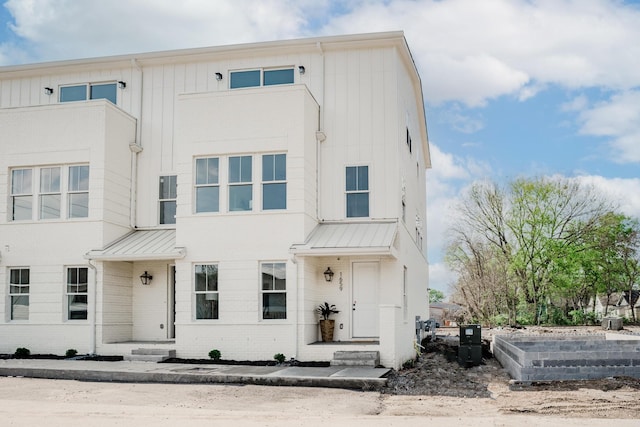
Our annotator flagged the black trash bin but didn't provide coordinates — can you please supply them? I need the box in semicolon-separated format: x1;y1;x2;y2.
458;324;482;367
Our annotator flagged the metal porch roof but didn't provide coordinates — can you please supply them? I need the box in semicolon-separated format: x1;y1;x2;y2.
289;220;398;257
85;229;185;261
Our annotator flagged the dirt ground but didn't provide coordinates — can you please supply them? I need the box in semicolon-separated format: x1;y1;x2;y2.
0;325;638;426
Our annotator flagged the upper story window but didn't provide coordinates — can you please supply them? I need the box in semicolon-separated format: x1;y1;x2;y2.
68;165;90;218
262;154;286;210
346;165;369;218
159;175;177;224
228;156;253;211
230;68;294;89
60;82;117;104
40;167;61;220
10;169;32;221
195;158;220;213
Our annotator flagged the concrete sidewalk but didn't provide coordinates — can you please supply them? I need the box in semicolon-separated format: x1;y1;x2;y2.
0;359;390;390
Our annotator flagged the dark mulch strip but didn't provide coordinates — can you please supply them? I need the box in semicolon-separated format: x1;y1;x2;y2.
0;354;123;362
161;358;330;367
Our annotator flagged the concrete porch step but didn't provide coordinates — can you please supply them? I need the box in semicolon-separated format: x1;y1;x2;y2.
331;350;380;367
124;348;176;362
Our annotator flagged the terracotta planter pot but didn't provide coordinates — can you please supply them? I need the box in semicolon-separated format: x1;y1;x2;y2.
319;319;335;342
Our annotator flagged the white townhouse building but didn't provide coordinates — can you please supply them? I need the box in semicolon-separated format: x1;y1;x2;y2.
0;32;430;369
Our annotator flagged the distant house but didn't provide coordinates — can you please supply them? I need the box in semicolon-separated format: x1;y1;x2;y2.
429;302;463;327
587;293;621;318
615;291;640;319
0;32;431;369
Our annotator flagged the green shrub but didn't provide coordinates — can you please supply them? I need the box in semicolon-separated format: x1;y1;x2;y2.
490;313;509;327
14;347;30;358
402;358;416;369
65;349;78;358
208;349;221;360
273;353;286;364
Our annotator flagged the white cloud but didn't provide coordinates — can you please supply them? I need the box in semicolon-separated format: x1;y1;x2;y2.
561;94;589;113
428;262;457;295
574;175;640;219
577;91;640;163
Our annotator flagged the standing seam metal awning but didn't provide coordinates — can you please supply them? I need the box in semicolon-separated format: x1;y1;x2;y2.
85;229;185;261
289;220;398;257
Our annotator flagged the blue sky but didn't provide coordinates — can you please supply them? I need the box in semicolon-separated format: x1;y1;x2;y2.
1;0;639;295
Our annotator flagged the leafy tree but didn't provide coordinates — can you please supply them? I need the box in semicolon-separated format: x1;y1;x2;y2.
429;289;445;303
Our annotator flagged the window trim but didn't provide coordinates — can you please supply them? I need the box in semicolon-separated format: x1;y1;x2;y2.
261;153;287;211
68;165;90;219
228;155;253;212
39;166;61;220
229;67;295;89
194;264;219;320
194;157;220;214
66;266;88;321
9;267;30;321
159;175;177;225
345;165;370;218
59;82;117;104
10;168;33;221
260;262;287;320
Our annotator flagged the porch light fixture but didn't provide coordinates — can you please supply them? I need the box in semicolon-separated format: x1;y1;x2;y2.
215;72;223;81
118;81;127;89
324;267;334;282
298;65;305;74
139;271;153;285
44;87;54;95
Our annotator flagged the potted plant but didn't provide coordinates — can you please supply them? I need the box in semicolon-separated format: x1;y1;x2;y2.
316;302;340;342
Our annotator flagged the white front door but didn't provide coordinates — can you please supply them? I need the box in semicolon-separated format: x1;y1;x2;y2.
352;261;380;338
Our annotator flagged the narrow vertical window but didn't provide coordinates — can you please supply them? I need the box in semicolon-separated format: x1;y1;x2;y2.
68;165;89;218
67;267;88;320
39;167;61;219
195;264;219;319
262;154;286;210
261;263;286;319
346;165;369;218
229;156;252;211
195;158;219;213
159;175;177;224
9;268;30;321
10;169;32;221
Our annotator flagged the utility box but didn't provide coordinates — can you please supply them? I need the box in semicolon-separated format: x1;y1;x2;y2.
458;324;482;367
602;317;623;331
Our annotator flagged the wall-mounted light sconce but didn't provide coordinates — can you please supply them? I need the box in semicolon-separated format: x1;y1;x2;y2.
118;81;127;89
139;271;153;285
298;65;305;74
44;87;54;95
215;72;223;81
324;267;334;282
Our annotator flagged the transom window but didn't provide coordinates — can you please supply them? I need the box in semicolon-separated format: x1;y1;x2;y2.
261;263;286;320
228;156;252;211
9;268;30;321
159;175;177;224
195;158;219;213
67;267;88;320
195;264;219;320
262;154;286;210
230;68;294;89
60;83;117;104
346;165;369;218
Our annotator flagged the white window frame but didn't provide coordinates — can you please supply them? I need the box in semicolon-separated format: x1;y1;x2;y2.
68;165;90;219
159;175;177;224
194;264;219;320
345;165;370;218
261;262;287;320
10;168;32;221
39;166;61;220
9;267;30;321
261;153;287;210
59;82;118;104
229;67;295;89
228;155;253;212
194;157;220;213
66;266;88;321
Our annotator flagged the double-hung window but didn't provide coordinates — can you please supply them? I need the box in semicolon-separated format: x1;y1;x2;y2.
60;83;117;104
39;167;61;219
159;175;177;224
10;169;32;221
261;263;286;320
230;68;294;89
68;165;89;218
262;154;286;210
195;158;219;213
9;268;30;321
195;264;219;319
229;156;252;211
67;267;88;320
346;165;369;218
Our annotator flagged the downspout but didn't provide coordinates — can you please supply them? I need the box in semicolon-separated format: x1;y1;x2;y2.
129;58;144;229
87;259;97;355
